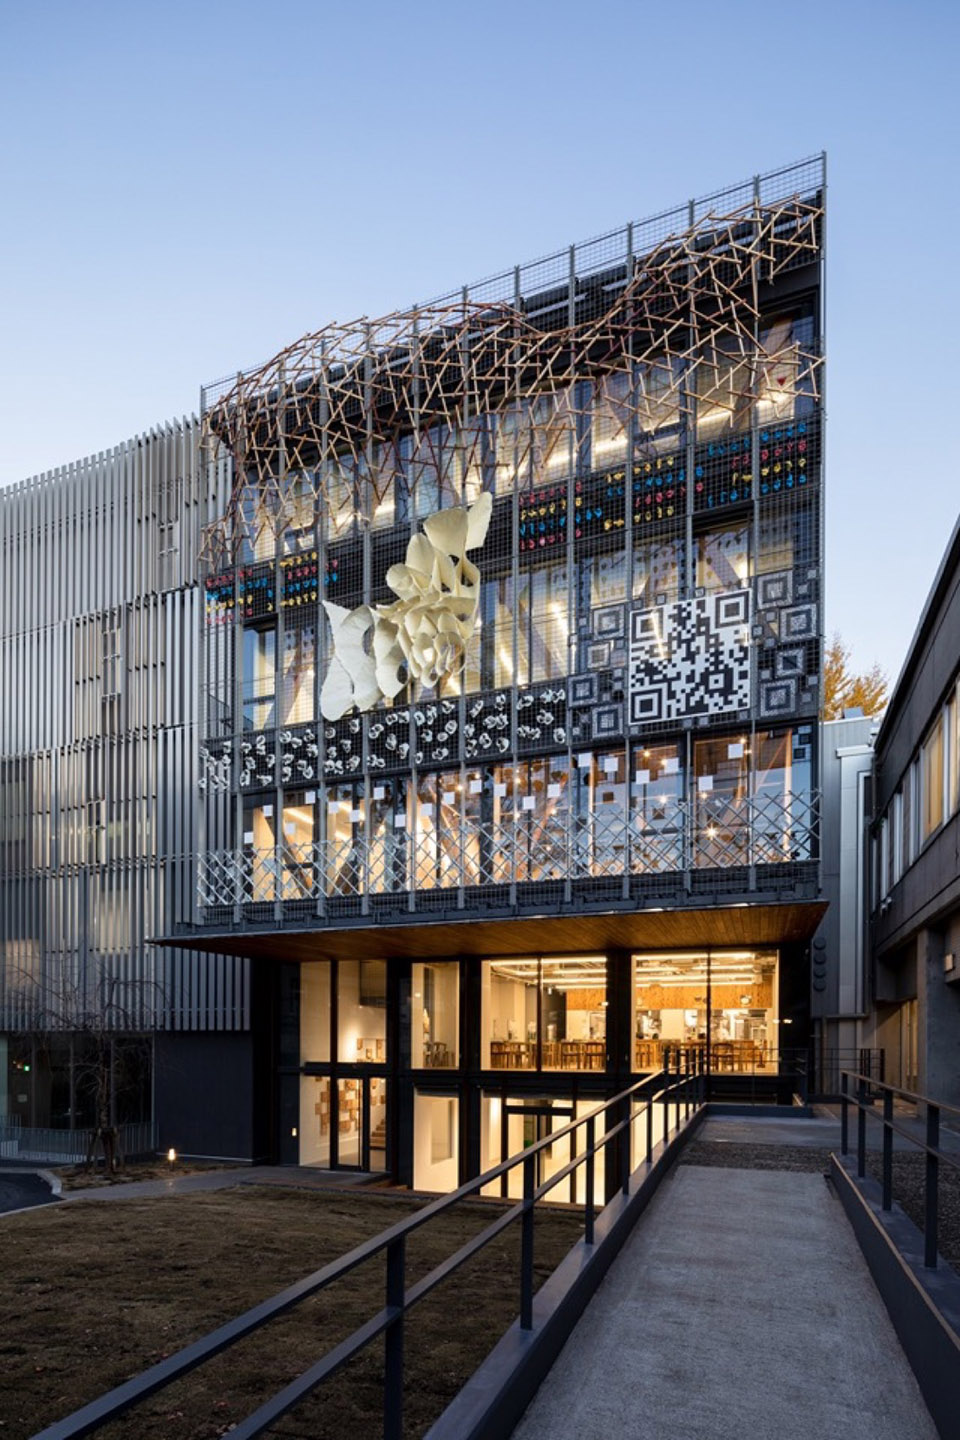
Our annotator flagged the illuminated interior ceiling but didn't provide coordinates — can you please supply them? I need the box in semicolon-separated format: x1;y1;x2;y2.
199;190;824;568
633;950;777;986
490;956;607;987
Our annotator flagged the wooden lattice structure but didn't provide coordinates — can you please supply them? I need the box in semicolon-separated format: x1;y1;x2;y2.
200;186;824;568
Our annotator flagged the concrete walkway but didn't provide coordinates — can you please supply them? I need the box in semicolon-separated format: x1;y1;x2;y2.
49;1166;379;1204
514;1159;937;1440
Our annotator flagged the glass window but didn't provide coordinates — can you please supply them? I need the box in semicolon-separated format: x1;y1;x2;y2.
486;574;517;688
515;757;571;883
518;563;569;685
592;372;631;468
412;963;459;1069
494;405;521;495
321;454;357;540
369;778;408;895
299;1075;331;1166
280;618;315;726
242;627;276;730
696;527;749;593
633;950;778;1073
239;486;278;563
695;338;751;439
574;750;627;876
337;959;387;1063
634;534;682;604
583;547;627;610
369;1077;388;1172
693;736;749;868
337;1077;362;1165
636;356;682;444
301;961;331;1062
483;958;538;1069
413;771;462;890
756;511;795;575
325;785;364;897
631;742;684;873
482;956;606;1072
531;389;576;482
923;716;944;841
541;956;606;1072
281;792;315;899
280;472;316;552
241;800;276;901
757;312;814;424
414;1090;459;1191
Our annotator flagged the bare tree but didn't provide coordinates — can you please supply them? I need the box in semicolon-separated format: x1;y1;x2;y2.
12;960;159;1173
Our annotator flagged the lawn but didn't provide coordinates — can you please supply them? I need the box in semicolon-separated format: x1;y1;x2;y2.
0;1184;584;1440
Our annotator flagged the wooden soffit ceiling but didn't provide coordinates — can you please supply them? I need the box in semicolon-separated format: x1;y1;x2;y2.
162;900;827;964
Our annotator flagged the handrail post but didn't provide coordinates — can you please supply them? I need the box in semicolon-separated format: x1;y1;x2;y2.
646;1090;653;1163
856;1076;867;1179
925;1103;940;1269
840;1071;849;1155
521;1152;535;1329
881;1088;893;1211
675;1051;682;1133
585;1115;596;1244
384;1233;405;1440
621;1095;631;1195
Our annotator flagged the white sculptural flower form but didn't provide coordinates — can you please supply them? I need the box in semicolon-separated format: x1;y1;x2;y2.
320;492;493;720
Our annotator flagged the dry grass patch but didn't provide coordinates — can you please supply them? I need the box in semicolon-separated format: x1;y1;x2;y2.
0;1184;584;1439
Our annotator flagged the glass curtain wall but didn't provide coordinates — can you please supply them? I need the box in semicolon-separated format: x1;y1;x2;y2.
298;959;388;1168
482;956;607;1071
632;951;779;1072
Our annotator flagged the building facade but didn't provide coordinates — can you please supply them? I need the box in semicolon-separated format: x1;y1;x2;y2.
869;516;960;1107
180;156;828;1184
0;423;261;1158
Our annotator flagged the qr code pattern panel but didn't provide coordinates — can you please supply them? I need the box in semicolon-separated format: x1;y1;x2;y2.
629;591;751;724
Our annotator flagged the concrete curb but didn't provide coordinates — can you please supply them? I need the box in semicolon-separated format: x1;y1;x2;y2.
830;1153;960;1440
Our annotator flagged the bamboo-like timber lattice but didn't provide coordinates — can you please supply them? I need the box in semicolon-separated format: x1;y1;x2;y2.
200;189;824;569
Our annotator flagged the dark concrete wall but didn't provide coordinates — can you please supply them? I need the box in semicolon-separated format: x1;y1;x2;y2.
155;1032;258;1161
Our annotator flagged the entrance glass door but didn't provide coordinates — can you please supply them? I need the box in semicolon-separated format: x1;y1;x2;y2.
300;1073;388;1170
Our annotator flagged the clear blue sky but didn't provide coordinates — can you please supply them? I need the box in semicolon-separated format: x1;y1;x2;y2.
1;0;957;687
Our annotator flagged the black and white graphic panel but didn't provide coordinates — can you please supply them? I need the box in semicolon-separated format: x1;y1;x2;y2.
628;591;751;724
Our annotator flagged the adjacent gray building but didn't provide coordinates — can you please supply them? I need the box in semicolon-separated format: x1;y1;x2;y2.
0;421;258;1158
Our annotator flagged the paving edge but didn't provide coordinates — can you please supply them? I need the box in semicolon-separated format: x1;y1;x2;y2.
830;1153;960;1440
424;1107;706;1440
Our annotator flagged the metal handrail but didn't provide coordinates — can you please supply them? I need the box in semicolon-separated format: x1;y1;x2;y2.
839;1070;960;1271
34;1061;704;1440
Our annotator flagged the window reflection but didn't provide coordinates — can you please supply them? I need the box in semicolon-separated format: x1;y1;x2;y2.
633;534;682;604
696;526;749;593
280;619;315;725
